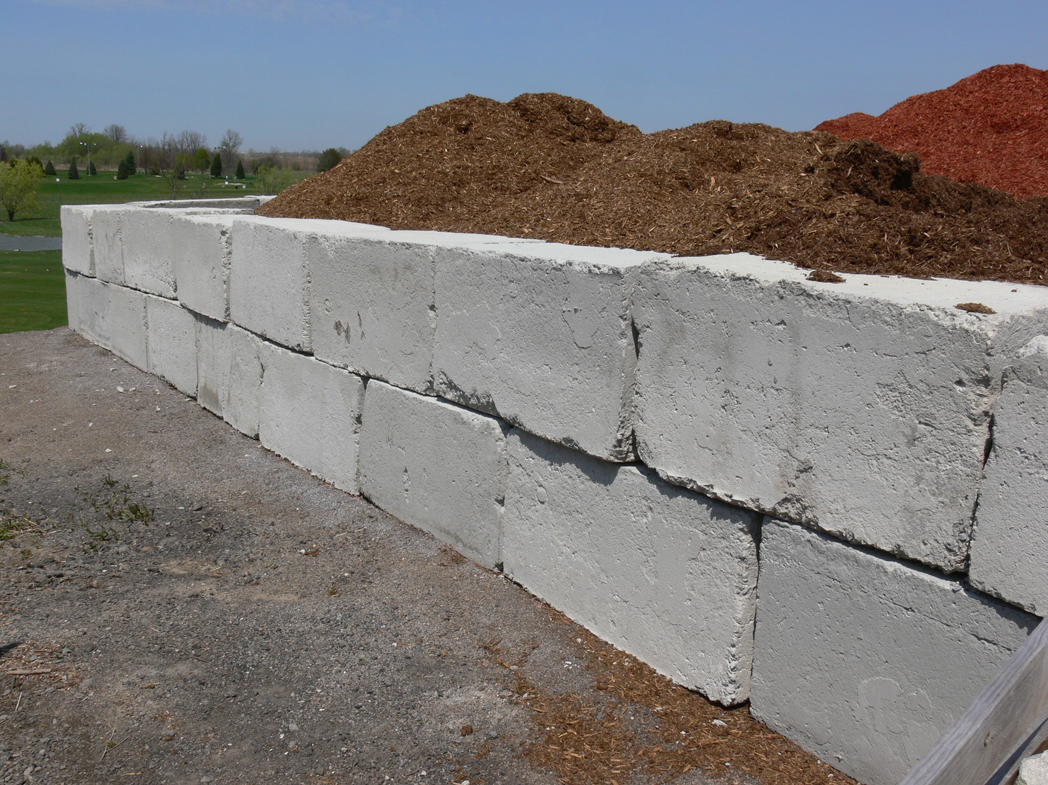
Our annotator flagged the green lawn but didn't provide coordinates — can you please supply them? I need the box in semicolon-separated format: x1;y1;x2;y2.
0;250;66;334
0;169;310;238
0;167;312;334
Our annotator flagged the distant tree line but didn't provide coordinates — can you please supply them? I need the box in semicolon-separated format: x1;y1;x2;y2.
2;125;350;182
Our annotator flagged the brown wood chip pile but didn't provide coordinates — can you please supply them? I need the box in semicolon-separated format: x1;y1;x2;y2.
258;86;1048;286
817;64;1048;199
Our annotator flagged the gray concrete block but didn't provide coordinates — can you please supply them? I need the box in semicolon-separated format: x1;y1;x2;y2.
310;226;526;393
307;225;443;393
970;336;1048;615
229;217;335;352
196;317;265;438
98;283;149;370
172;214;236;322
502;430;759;705
358;381;507;568
633;253;1048;572
434;240;668;461
258;343;364;493
751;519;1037;785
64;271;83;334
145;295;197;397
60;206;93;276
91;206;127;285
121;208;178;297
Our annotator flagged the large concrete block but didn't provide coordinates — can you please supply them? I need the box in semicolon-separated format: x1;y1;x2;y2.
171;214;236;322
91;206;129;285
145;295;197;397
751;519;1037;785
502;429;759;705
230;217;343;352
358;381;507;568
120;207;178;297
70;278;148;369
64;271;83;333
310;226;531;394
258;343;364;493
60;206;93;276
434;240;668;461
196;317;265;438
633;254;1048;572
970;336;1048;615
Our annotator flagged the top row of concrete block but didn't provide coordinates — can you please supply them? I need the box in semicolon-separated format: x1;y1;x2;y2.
61;202;1048;579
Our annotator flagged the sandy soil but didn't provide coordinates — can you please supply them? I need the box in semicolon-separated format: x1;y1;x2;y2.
0;329;850;785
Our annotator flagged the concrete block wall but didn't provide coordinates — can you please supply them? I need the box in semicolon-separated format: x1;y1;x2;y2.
62;200;1048;785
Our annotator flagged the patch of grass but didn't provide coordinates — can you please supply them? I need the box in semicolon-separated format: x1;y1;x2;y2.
0;515;35;542
0;170;311;238
0;249;66;334
71;475;154;548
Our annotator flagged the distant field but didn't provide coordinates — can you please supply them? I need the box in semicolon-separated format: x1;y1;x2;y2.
0;250;66;334
0;169;310;238
0;168;312;333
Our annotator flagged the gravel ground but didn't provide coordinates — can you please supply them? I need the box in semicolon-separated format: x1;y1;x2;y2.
0;328;842;785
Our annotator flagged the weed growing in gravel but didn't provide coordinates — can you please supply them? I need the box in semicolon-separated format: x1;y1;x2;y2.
0;459;35;541
70;475;153;548
0;514;35;541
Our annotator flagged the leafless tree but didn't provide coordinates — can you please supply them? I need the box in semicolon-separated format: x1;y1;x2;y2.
69;122;90;138
103;124;128;143
176;130;207;156
219;129;243;173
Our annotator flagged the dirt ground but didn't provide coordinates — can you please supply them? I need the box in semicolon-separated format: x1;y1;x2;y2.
0;328;854;785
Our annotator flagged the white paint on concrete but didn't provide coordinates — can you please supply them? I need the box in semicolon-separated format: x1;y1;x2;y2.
145;295;198;397
196;317;265;439
751;519;1037;785
434;240;669;461
60;206;93;276
971;336;1048;615
258;342;364;494
502;429;759;705
633;254;1048;572
171;214;236;322
358;381;508;568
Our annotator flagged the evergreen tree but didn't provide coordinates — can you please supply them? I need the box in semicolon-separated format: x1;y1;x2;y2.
44;160;56;176
68;159;80;180
89;161;97;176
235;160;245;180
117;159;129;180
210;152;222;178
123;149;136;176
317;148;342;172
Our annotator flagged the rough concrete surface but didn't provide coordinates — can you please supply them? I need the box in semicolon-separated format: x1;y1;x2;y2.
633;253;1048;573
502;430;760;706
1018;751;1048;785
970;336;1048;615
257;342;365;495
0;328;809;785
750;519;1037;785
433;241;668;462
359;381;508;569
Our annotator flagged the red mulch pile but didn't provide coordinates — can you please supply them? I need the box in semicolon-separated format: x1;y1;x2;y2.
817;64;1048;199
258;88;1048;286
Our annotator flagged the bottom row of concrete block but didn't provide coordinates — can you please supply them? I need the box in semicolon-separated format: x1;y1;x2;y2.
66;271;1039;785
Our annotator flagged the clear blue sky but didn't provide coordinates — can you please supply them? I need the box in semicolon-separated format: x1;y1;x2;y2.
6;0;1047;153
